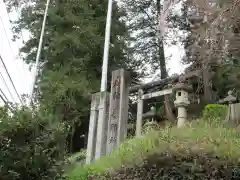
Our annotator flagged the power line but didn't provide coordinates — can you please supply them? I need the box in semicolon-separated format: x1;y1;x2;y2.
0;86;8;102
0;87;14;112
0;55;23;105
0;13;27;84
0;71;16;103
0;91;8;104
0;16;15;57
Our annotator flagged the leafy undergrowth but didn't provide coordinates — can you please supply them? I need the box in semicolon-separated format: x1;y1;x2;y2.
67;120;240;180
64;150;86;173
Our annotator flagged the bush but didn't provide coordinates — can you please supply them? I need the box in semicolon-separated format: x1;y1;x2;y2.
203;104;227;120
0;107;68;180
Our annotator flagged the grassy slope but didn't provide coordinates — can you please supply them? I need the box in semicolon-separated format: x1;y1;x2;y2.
67;120;240;180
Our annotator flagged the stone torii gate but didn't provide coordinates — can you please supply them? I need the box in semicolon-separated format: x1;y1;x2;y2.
135;82;192;136
86;69;192;164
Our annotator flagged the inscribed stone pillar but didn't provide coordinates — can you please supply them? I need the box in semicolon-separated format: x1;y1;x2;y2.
107;69;130;154
95;91;109;160
86;93;100;164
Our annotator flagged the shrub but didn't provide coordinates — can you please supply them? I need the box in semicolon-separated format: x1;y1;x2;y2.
0;107;68;180
203;104;227;120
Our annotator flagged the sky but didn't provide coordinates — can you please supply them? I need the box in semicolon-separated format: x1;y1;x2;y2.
0;0;33;105
0;0;185;105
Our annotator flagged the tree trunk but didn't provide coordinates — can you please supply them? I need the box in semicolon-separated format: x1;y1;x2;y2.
156;0;175;121
202;61;213;103
158;40;167;78
156;0;167;79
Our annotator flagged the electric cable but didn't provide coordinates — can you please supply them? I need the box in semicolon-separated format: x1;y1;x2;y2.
0;71;16;103
0;13;27;84
0;87;14;112
0;87;8;102
0;55;23;105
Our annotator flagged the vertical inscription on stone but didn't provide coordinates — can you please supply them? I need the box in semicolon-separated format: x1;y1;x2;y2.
107;73;121;153
107;69;130;155
116;70;130;145
113;76;121;88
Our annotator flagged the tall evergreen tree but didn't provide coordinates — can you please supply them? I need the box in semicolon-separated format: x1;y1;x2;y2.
6;0;137;152
120;0;178;121
120;0;167;78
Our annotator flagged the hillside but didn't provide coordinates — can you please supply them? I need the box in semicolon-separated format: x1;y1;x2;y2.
67;120;240;180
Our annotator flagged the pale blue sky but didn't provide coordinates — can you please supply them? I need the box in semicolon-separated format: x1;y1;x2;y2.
0;0;185;105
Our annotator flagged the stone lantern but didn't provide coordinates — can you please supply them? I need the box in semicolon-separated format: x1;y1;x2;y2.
219;90;237;104
142;106;156;121
173;83;192;127
219;90;238;126
142;106;158;133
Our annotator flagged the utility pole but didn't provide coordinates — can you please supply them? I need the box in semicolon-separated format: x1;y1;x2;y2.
29;0;50;101
100;0;113;92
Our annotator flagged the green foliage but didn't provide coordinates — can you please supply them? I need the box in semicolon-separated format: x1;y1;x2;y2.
5;0;139;152
120;0;167;78
213;56;240;98
203;104;227;120
0;107;68;180
68;150;86;164
67;121;240;179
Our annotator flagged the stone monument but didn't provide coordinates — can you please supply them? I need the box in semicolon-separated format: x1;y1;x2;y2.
106;69;130;154
86;93;100;164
